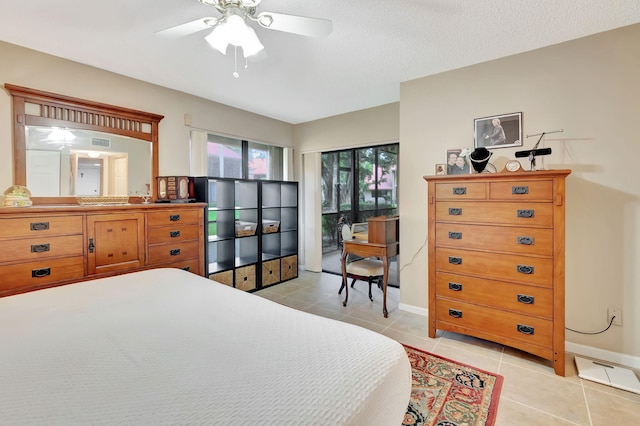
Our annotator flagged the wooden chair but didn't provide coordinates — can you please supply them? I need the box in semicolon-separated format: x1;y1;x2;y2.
338;223;384;301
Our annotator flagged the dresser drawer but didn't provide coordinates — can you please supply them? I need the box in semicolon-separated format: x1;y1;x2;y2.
435;201;553;227
0;235;84;263
435;298;553;348
0;216;83;239
436;272;553;318
489;180;553;201
147;240;200;265
147;226;200;244
0;256;85;293
436;247;553;286
435;223;553;256
147;209;201;227
154;258;201;275
435;182;486;200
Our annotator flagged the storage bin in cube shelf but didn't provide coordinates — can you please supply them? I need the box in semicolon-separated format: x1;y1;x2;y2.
262;219;280;234
235;221;257;237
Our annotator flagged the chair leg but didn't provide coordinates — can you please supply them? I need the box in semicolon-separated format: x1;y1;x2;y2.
350;278;356;288
367;277;374;301
339;277;346;295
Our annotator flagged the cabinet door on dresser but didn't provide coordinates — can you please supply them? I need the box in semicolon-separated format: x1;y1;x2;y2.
86;213;145;275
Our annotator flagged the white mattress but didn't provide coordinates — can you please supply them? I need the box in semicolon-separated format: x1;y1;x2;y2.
0;268;411;425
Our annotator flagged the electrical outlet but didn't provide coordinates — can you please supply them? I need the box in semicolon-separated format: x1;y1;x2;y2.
608;308;622;326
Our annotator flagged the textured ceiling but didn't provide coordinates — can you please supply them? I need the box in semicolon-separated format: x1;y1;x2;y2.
0;0;639;124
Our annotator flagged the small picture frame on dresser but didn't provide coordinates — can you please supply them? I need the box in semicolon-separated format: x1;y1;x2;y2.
446;149;471;175
435;164;446;175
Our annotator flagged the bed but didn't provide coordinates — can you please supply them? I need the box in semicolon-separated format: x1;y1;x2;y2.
0;268;411;425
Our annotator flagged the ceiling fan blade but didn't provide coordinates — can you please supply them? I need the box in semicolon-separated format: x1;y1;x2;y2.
256;12;332;37
156;17;218;38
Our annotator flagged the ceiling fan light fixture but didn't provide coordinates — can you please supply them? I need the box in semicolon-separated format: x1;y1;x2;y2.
46;128;76;143
205;14;264;58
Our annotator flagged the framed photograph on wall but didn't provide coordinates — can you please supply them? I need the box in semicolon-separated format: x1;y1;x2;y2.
446;148;471;175
474;112;522;149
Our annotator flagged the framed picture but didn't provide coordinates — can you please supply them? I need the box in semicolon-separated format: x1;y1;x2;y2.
435;164;446;175
446;148;471;175
474;112;522;149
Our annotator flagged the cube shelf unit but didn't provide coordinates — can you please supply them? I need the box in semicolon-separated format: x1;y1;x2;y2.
193;177;298;291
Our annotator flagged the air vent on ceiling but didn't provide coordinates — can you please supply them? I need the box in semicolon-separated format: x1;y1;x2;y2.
91;137;111;148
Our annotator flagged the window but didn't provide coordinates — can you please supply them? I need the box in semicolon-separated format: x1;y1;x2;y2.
205;134;284;180
207;134;242;178
248;141;283;180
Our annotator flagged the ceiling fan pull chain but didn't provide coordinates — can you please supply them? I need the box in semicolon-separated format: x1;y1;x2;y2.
233;45;240;78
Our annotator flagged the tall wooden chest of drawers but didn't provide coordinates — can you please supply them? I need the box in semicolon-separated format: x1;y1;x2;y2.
424;170;571;376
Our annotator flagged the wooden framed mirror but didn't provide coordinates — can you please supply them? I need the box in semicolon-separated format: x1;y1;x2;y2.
5;84;163;205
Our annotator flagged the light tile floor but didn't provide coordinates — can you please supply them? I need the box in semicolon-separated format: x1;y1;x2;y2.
255;270;640;426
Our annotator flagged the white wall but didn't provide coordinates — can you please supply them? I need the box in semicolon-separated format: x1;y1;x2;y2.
400;24;640;362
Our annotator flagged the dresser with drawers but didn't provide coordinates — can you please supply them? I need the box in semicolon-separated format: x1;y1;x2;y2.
424;169;571;376
0;203;205;297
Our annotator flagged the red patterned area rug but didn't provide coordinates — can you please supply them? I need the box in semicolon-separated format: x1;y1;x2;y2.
403;345;503;426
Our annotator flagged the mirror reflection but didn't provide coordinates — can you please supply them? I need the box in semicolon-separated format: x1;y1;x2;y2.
25;126;152;197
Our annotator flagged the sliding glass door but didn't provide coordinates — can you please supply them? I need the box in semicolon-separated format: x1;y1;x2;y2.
320;143;399;284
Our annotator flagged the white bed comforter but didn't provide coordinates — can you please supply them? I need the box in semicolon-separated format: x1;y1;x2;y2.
0;268;411;425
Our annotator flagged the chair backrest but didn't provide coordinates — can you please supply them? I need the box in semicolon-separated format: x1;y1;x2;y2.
341;223;352;243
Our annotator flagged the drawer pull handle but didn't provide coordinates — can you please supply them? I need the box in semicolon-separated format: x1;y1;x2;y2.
517;324;535;335
170;249;181;256
31;244;50;253
517;209;535;218
448;256;462;265
181;266;191;272
517;264;534;274
169;214;181;222
30;222;49;231
448;231;462;240
448;208;462;216
449;309;463;318
517;294;535;304
512;186;529;194
448;282;463;291
517;236;534;245
88;238;95;253
32;267;51;278
452;187;467;195
169;230;181;238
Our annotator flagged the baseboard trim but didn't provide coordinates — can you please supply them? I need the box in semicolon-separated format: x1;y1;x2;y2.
566;342;640;370
398;303;428;317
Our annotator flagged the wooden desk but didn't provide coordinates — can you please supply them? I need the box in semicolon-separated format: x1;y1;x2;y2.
341;240;399;318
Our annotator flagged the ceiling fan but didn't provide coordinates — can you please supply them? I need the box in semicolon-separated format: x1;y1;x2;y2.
157;0;332;75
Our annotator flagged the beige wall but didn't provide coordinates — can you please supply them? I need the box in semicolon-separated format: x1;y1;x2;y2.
400;24;640;361
293;103;400;270
0;40;293;192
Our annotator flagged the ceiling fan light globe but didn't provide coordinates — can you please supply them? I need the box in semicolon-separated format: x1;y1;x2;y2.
205;25;230;54
239;27;264;57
